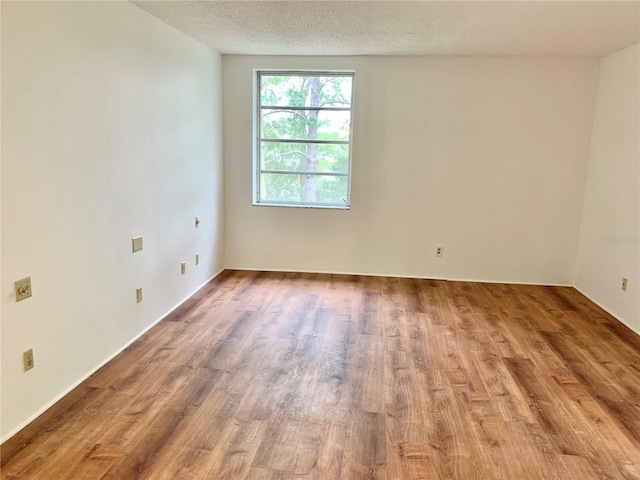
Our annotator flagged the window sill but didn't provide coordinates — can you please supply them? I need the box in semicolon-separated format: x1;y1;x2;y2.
253;202;350;210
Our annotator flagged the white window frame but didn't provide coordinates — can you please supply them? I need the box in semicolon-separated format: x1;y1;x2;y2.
253;70;355;209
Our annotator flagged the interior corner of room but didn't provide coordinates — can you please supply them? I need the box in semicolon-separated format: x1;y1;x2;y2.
1;0;638;473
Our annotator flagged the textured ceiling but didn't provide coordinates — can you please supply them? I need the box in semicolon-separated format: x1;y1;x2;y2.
132;1;640;56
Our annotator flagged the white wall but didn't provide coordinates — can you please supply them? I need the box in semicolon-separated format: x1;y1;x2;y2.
1;2;224;441
223;56;599;284
575;44;640;334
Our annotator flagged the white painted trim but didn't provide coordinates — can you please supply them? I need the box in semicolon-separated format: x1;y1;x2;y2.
225;266;573;287
573;285;640;337
0;268;225;444
226;266;447;281
446;277;573;287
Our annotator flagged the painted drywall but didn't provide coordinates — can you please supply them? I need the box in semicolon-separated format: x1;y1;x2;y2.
223;56;599;284
1;2;224;441
575;44;640;334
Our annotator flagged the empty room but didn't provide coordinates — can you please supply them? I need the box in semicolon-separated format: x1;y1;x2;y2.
1;1;639;479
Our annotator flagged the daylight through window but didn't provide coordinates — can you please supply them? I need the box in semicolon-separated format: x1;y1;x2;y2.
255;71;354;208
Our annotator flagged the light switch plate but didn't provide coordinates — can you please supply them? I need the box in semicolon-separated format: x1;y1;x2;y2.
622;278;628;291
195;254;199;266
15;277;32;302
181;262;186;275
136;287;143;303
132;236;143;253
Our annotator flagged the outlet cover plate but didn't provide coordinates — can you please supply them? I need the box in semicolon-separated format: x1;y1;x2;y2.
15;277;32;302
132;236;143;253
23;348;34;371
622;278;628;291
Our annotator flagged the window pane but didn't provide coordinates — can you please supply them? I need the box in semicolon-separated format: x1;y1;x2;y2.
260;173;349;205
315;175;349;204
260;75;352;108
261;141;349;174
260;173;301;202
261;109;351;142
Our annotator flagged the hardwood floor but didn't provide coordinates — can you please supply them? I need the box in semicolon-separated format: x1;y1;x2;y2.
2;270;639;479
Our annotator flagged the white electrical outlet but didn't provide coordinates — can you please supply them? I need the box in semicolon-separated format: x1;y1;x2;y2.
435;245;443;257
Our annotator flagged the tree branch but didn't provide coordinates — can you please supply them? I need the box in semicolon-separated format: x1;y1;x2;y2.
262;109;308;122
264;150;310;165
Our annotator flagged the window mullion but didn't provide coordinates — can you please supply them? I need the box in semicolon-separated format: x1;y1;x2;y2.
261;106;352;112
261;138;350;145
261;170;348;177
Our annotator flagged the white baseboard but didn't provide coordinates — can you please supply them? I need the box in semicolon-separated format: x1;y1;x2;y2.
226;266;447;281
0;268;225;445
573;285;640;336
445;277;573;287
226;266;573;287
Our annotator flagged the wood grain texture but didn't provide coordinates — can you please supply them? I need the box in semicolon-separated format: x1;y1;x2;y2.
2;270;639;479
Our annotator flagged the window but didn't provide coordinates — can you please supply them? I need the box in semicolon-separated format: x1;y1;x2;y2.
255;71;355;208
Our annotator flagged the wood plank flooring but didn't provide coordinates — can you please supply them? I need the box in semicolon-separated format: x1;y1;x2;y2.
2;270;639;479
